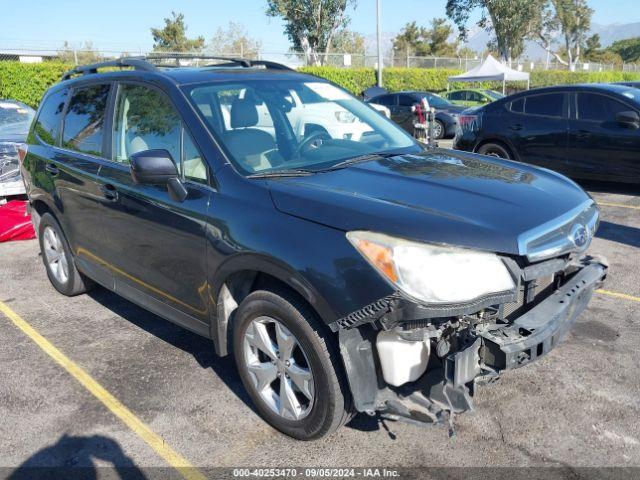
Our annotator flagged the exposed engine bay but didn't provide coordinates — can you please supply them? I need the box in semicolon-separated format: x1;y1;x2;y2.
337;254;608;433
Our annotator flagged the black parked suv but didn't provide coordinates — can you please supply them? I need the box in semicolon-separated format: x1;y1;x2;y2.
454;84;640;183
366;91;465;139
21;56;607;440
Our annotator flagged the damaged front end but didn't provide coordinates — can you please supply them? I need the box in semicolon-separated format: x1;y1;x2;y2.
337;252;608;431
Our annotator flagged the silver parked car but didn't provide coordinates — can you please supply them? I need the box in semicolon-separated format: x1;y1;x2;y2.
0;100;35;200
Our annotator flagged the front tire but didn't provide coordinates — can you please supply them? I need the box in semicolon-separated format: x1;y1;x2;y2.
38;213;93;296
232;289;352;440
432;119;445;140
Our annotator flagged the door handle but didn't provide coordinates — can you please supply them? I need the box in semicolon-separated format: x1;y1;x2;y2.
509;124;523;131
100;183;118;202
45;164;59;176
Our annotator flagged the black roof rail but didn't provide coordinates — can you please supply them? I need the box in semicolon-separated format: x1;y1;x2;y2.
60;54;295;81
61;57;157;81
145;53;295;71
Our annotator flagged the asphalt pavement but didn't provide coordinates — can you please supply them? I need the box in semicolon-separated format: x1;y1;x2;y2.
0;180;639;478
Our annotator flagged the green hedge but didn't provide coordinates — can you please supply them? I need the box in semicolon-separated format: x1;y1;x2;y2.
3;61;640;108
0;62;72;108
299;65;640;94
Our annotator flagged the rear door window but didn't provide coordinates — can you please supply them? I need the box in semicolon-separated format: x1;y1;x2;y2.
62;84;110;156
576;93;631;122
523;93;564;118
34;89;68;145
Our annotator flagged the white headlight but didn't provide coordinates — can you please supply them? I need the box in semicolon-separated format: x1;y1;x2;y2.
347;231;515;304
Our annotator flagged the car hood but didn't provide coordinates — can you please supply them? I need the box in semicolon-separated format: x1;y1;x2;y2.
267;149;591;255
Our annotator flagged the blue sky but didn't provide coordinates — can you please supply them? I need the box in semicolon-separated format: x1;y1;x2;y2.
1;0;638;52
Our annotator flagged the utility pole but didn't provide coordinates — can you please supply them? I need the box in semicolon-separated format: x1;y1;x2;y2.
376;0;383;87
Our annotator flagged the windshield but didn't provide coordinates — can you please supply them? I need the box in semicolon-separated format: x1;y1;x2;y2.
483;90;504;100
186;79;418;175
0;101;35;138
620;88;640;104
424;93;452;109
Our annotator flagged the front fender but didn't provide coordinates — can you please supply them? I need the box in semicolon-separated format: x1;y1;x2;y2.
211;251;337;324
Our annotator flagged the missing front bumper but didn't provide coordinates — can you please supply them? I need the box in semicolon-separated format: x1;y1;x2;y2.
339;256;608;430
477;259;607;371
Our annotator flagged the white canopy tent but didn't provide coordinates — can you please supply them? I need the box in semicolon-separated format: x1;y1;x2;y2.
448;55;530;94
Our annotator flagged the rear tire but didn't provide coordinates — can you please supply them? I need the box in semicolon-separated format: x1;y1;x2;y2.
232;288;352;440
38;213;93;296
477;142;512;159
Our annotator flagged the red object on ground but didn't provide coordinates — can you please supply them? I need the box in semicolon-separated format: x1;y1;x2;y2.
0;200;35;242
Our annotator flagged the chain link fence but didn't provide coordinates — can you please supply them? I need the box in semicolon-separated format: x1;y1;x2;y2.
1;47;639;72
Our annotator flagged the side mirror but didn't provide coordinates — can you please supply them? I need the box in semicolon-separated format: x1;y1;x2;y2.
130;149;178;184
130;149;188;202
482;97;490;103
616;111;640;128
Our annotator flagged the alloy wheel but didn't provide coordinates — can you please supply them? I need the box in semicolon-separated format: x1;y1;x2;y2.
432;121;443;139
242;316;315;421
42;226;69;285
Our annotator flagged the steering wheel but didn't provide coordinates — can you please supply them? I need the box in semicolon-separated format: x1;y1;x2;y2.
296;130;332;156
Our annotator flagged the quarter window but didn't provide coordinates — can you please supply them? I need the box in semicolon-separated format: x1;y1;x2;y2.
34;89;68;145
62;84;110;156
112;84;207;183
510;98;524;113
577;93;630;122
523;93;564;118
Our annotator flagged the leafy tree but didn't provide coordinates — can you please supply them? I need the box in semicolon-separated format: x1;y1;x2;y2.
208;22;262;58
151;12;205;53
583;33;601;59
392;19;458;58
446;0;544;63
57;41;102;65
266;0;356;65
607;37;640;63
581;34;622;65
532;0;593;71
393;22;431;58
588;50;623;66
330;29;365;54
429;18;458;56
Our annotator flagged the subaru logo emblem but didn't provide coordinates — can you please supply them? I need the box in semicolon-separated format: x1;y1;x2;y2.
570;224;589;250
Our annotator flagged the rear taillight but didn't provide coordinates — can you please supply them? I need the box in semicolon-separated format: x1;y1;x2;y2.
17;144;28;164
457;115;477;127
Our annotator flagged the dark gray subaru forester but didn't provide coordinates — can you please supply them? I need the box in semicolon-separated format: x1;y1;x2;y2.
20;56;607;440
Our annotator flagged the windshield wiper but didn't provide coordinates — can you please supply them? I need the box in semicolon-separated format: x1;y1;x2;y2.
325;152;398;171
247;168;316;179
